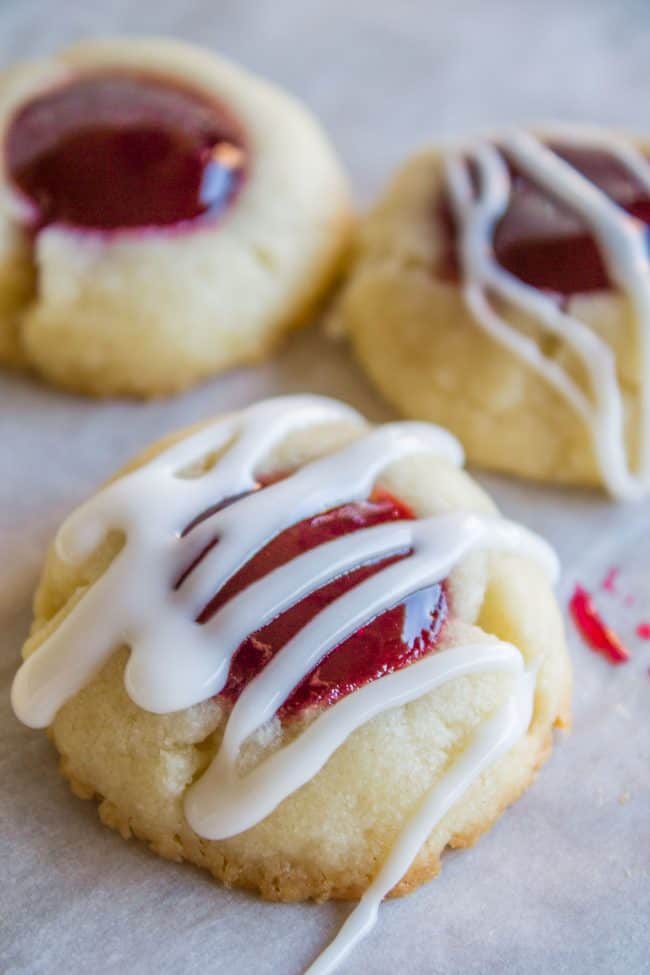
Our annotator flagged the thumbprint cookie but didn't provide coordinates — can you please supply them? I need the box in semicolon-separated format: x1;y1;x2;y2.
0;39;351;395
337;126;650;500
12;395;570;973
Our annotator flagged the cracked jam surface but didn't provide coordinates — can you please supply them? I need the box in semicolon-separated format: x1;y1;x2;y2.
6;72;247;232
189;491;448;719
440;144;650;295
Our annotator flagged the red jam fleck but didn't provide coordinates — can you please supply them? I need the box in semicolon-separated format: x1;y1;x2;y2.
636;623;650;640
601;566;620;594
5;72;246;232
569;584;630;665
191;490;448;719
440;144;650;296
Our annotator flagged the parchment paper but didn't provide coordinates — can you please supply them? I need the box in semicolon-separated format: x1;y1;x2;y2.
1;2;649;973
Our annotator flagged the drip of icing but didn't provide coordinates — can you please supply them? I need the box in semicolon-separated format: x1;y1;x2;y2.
443;127;650;500
5;72;246;232
10;395;558;975
305;655;537;975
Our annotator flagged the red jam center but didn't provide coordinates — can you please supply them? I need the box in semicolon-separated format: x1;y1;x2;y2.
190;490;448;719
5;72;246;231
441;144;650;295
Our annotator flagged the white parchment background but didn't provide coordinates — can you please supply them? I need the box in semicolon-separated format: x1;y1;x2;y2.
1;2;649;973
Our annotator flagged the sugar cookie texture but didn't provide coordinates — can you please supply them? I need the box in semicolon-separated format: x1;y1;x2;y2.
13;396;570;919
0;39;352;396
337;127;650;499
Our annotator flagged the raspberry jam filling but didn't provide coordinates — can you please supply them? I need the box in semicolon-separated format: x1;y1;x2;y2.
188;490;448;719
440;144;650;295
5;72;247;232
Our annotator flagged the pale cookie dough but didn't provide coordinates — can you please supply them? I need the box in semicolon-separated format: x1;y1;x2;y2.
0;39;352;396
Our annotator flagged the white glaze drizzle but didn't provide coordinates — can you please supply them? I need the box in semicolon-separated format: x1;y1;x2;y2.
11;395;558;975
443;127;650;500
305;652;536;975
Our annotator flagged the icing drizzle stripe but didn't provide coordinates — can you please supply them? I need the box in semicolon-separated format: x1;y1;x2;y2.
305;649;536;975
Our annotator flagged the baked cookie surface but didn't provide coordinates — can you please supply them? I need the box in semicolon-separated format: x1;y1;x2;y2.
0;39;352;396
337;126;650;500
12;395;570;970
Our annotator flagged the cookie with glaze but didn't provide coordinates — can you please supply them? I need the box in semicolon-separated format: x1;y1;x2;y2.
14;400;570;903
336;130;649;494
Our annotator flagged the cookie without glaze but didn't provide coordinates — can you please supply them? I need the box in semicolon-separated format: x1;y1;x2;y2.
337;127;650;497
0;39;352;396
13;396;570;923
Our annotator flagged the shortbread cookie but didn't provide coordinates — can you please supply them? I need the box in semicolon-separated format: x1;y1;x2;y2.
12;395;570;971
337;126;650;500
0;39;352;396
